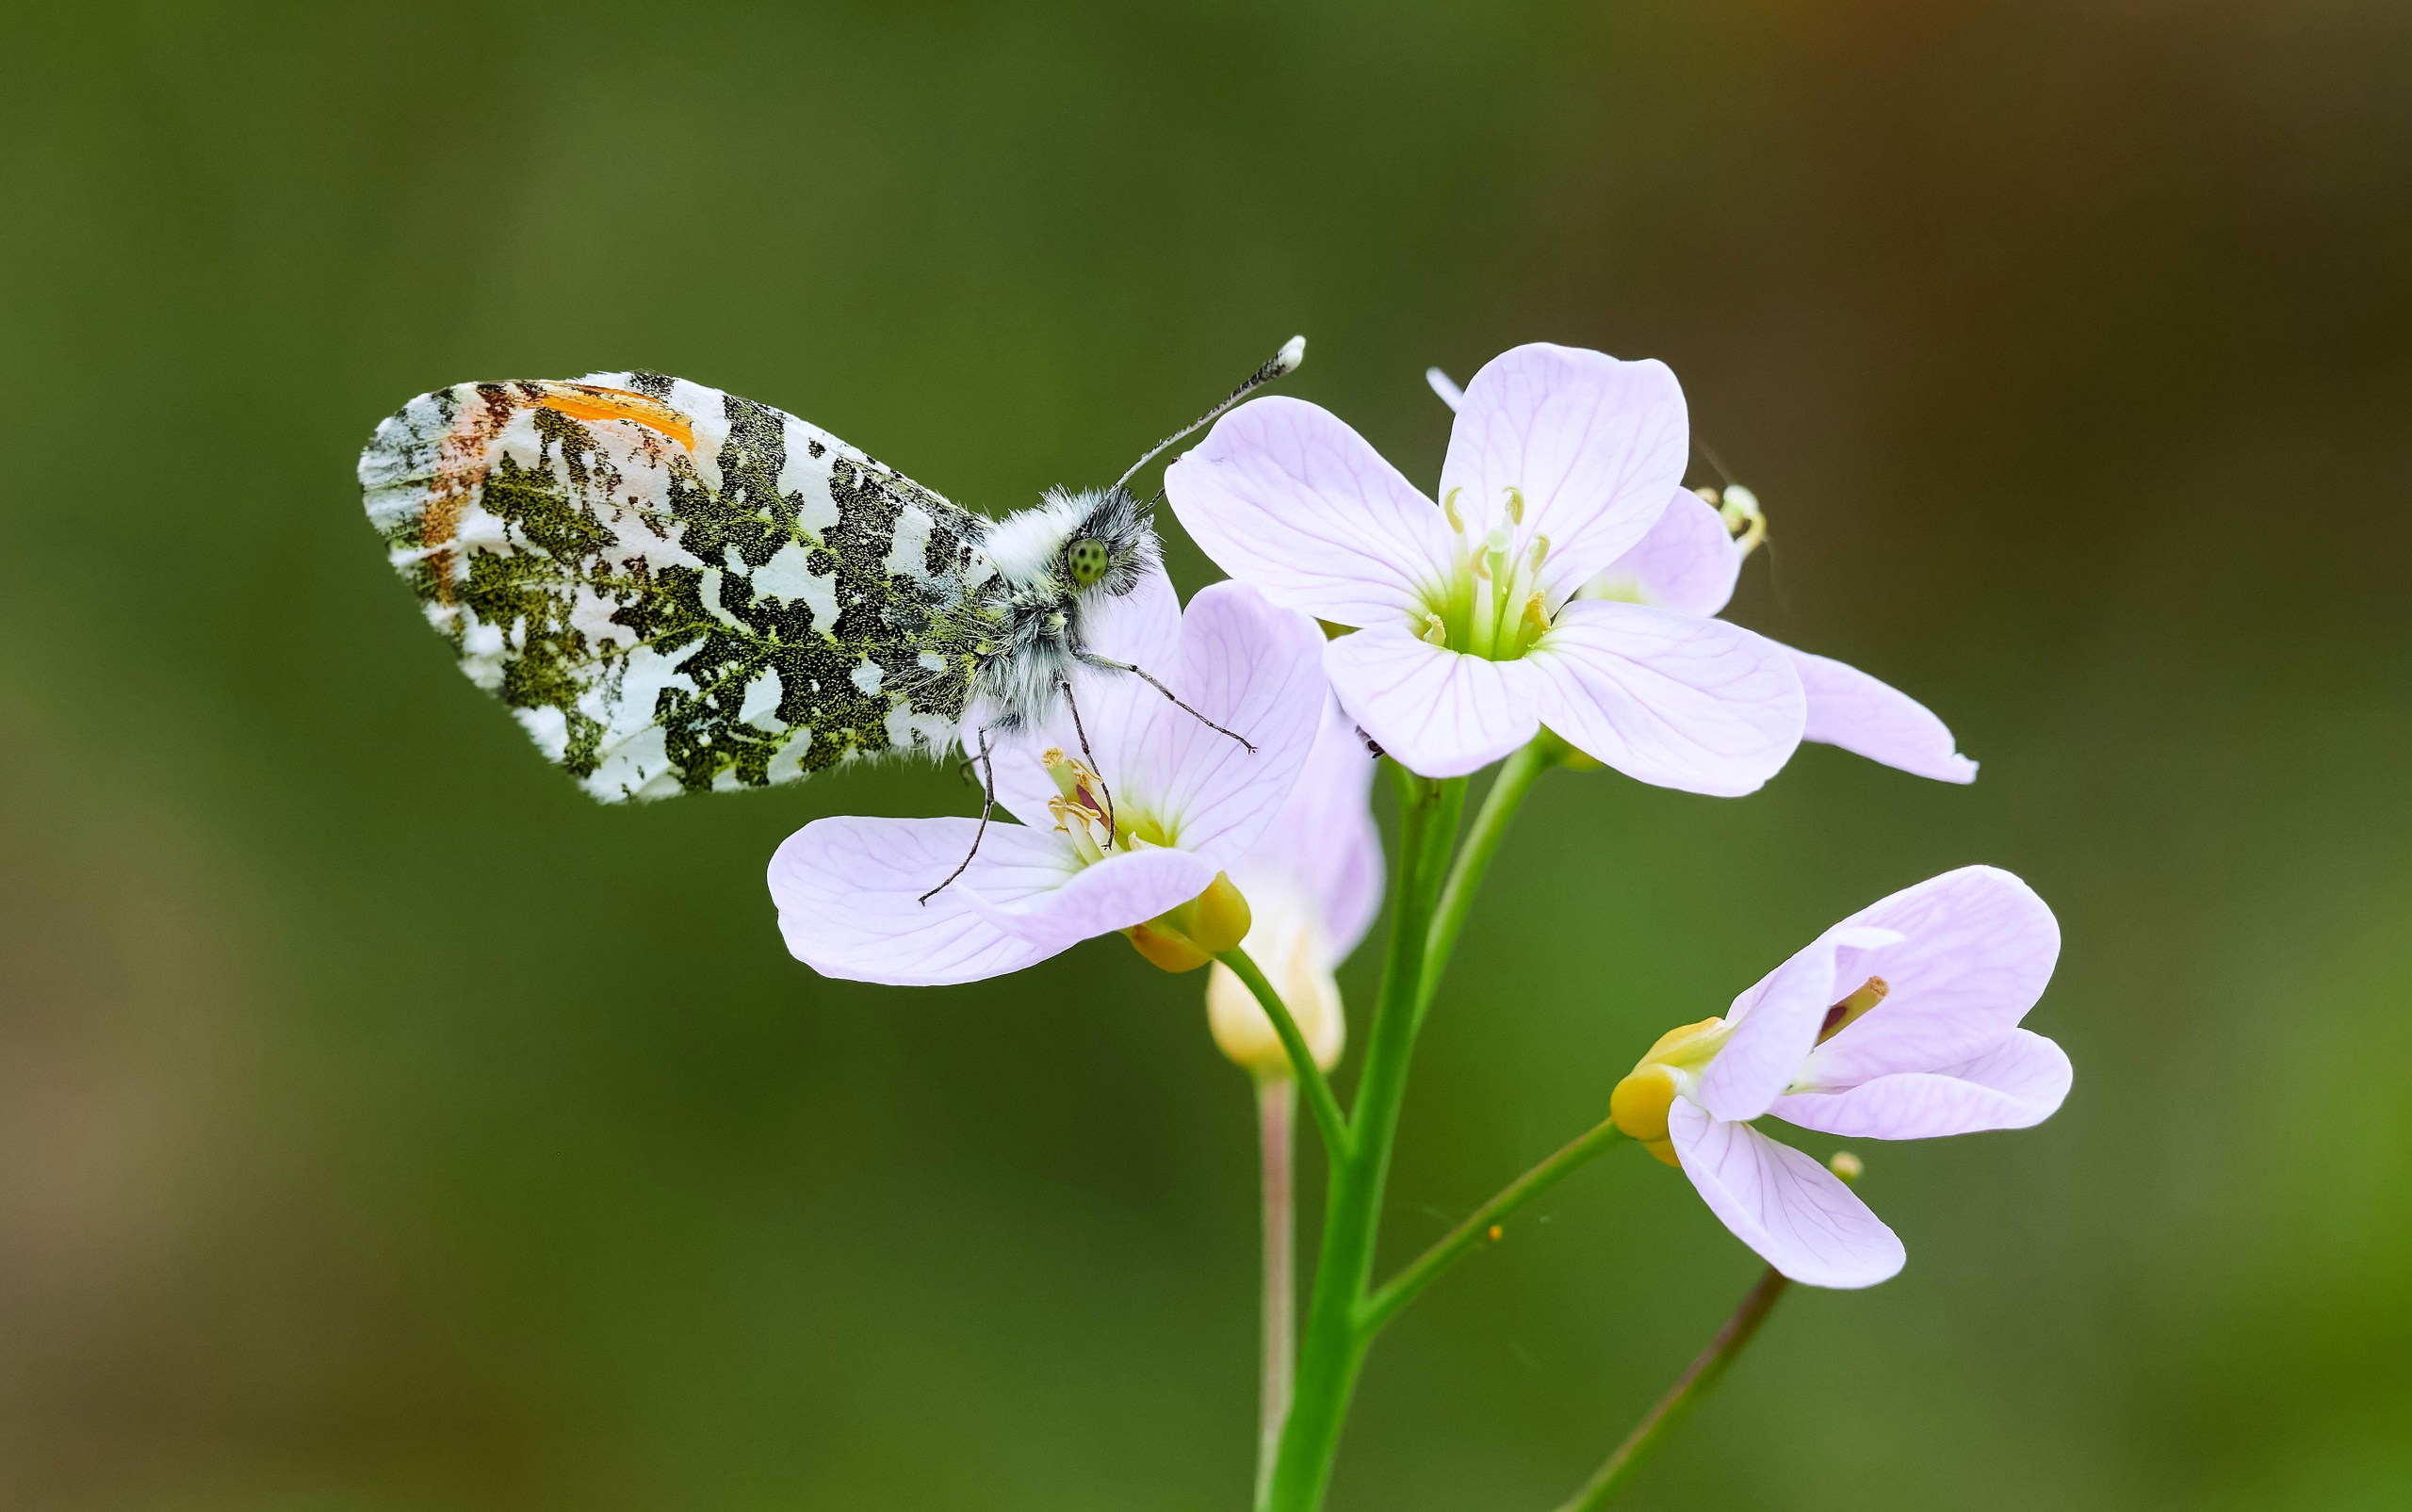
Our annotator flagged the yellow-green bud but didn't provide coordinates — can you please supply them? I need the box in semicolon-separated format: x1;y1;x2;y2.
1609;1016;1732;1168
1126;873;1253;974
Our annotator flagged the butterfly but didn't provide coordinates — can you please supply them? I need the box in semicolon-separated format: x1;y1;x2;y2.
359;339;1302;805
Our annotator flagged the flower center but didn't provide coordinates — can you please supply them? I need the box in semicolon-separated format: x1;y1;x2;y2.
1041;746;1169;864
1417;486;1553;661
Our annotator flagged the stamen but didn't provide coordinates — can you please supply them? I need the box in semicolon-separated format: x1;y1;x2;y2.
1817;976;1890;1043
1443;487;1466;533
1503;485;1525;525
1420;613;1448;646
1528;533;1550;571
1518;593;1548;642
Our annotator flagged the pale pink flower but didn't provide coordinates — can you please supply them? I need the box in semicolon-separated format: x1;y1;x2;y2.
768;568;1328;985
1204;698;1384;1074
1589;488;1979;783
1165;345;1804;791
1612;866;2067;1287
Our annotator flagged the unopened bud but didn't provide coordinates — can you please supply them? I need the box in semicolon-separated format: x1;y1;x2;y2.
1131;872;1254;974
1205;886;1345;1076
1829;1151;1865;1184
1610;1016;1733;1169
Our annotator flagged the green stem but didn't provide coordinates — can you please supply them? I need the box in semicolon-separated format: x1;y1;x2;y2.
1421;740;1551;1018
1553;1267;1793;1512
1360;1119;1628;1338
1254;1077;1297;1509
1219;948;1350;1159
1263;763;1463;1512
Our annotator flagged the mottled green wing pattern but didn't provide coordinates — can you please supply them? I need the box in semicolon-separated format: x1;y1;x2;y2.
359;372;1002;801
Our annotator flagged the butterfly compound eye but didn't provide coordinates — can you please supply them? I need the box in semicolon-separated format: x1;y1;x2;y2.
1066;537;1110;586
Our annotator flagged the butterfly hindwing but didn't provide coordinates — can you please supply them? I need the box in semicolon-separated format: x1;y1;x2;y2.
360;373;1001;800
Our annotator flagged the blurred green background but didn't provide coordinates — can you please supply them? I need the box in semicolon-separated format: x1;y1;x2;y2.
4;2;2408;1508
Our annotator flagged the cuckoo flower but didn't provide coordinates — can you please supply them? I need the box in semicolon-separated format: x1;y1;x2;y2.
1165;344;1804;790
1429;367;1976;783
769;567;1327;985
1204;698;1384;1076
1610;866;2066;1287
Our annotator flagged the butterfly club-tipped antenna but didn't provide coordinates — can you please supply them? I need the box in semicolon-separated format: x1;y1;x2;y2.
1114;335;1307;492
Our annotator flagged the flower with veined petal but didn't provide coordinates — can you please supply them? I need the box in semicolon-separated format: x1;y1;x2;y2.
1610;866;2067;1287
1204;698;1384;1076
1165;344;1805;790
1426;368;1978;784
768;567;1327;985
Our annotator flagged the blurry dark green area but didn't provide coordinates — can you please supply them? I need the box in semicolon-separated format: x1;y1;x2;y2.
3;0;2409;1507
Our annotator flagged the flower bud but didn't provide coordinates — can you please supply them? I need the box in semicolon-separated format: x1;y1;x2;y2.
1828;1150;1865;1184
1126;873;1254;974
1205;886;1345;1079
1610;1016;1732;1167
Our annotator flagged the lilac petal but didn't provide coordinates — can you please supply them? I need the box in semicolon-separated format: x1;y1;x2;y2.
1774;1029;2072;1139
1438;344;1687;597
1700;923;1903;1121
769;818;1069;985
1669;1101;1906;1289
1787;646;1978;785
962;843;1220;952
1524;600;1805;797
1138;582;1329;869
1324;627;1540;779
1231;697;1385;961
1591;487;1741;617
1165;397;1454;626
1801;866;2062;1089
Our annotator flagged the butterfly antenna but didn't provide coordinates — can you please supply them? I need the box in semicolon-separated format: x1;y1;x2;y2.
1081;654;1256;753
920;729;998;905
1060;679;1116;844
1115;335;1307;491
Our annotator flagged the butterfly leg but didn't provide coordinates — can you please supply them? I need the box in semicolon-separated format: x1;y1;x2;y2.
1059;679;1116;844
918;728;998;905
1079;654;1258;754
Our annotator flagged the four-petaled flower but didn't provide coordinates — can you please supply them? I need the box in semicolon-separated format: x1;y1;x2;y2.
1204;697;1385;1076
768;567;1327;985
1165;344;1805;791
1610;866;2067;1287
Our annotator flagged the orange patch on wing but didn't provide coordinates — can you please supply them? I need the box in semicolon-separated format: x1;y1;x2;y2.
534;385;697;451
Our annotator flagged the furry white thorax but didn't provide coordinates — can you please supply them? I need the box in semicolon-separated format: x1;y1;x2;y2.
968;484;1160;732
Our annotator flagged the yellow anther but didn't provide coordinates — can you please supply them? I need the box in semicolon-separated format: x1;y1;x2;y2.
1529;533;1550;571
1443;487;1466;533
1421;613;1448;646
1470;550;1492;581
1817;976;1890;1043
1519;593;1548;642
1503;485;1526;525
1692;484;1722;507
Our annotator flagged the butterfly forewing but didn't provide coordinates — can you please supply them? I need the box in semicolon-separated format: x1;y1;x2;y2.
360;373;999;800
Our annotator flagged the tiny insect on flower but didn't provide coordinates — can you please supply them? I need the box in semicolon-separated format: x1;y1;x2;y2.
766;567;1328;986
1166;344;1805;790
1610;866;2067;1288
